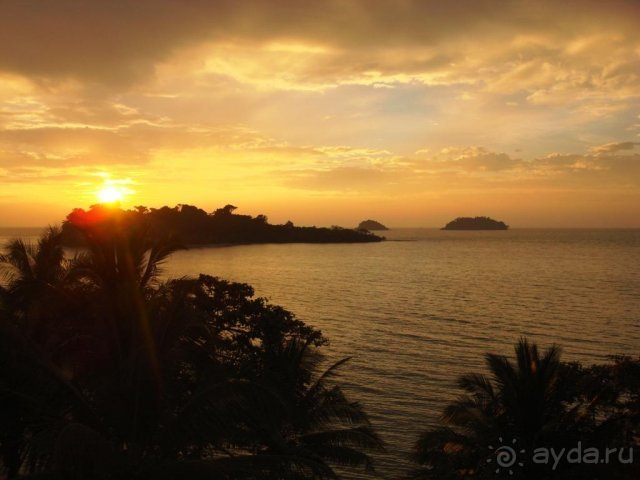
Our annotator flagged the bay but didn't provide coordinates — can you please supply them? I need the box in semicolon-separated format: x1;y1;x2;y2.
2;227;639;477
161;228;640;477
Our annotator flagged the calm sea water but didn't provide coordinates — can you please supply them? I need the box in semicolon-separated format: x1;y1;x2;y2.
2;227;640;478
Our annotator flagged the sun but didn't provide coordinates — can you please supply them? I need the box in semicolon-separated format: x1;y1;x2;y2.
97;185;127;204
93;177;135;205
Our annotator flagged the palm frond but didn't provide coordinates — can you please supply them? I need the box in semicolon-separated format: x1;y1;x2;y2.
485;353;517;392
458;373;495;400
139;236;184;290
305;356;352;402
300;425;384;451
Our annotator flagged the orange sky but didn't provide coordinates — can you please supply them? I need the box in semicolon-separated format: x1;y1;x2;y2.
1;0;639;227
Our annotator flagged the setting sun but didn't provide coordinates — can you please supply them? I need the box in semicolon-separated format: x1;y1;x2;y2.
97;185;127;204
1;3;639;478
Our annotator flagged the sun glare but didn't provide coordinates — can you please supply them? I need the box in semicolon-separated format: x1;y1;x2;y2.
97;185;127;204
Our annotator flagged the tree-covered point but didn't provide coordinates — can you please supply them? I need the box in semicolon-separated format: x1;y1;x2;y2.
60;204;384;246
0;225;383;479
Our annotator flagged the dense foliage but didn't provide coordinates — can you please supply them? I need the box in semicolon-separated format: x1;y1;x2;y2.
60;204;383;246
0;220;383;479
412;340;640;479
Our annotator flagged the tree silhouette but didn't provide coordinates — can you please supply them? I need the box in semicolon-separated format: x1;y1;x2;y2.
411;339;639;479
0;222;382;479
0;227;66;317
239;339;384;478
59;203;383;246
214;204;238;216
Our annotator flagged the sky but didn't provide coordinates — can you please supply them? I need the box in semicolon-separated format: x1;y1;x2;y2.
1;0;639;227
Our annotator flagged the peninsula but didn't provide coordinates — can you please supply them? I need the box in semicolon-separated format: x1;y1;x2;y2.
60;204;384;246
357;219;389;231
441;216;509;230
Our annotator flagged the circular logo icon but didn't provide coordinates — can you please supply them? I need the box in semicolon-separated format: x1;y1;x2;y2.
495;445;517;468
487;437;525;475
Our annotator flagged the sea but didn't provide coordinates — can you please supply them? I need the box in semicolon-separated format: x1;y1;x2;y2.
2;227;639;478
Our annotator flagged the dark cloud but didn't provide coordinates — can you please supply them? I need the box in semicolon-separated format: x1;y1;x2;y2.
0;0;227;85
1;0;638;86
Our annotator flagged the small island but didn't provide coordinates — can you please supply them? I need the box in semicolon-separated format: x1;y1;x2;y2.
441;216;509;230
60;203;384;246
357;219;389;231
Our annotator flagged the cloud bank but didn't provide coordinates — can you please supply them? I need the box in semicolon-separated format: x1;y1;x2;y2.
0;0;639;226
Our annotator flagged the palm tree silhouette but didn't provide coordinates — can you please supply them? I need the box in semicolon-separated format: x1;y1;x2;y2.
1;223;382;479
413;339;583;479
0;227;67;341
235;339;384;478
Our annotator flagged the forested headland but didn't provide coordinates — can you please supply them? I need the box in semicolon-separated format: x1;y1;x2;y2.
60;204;383;246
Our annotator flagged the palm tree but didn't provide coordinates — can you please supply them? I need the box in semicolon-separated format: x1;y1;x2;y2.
0;227;99;394
64;210;183;371
412;339;585;479
0;292;107;479
0;227;67;337
1;221;383;479
451;339;566;446
134;277;382;479
236;339;384;479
